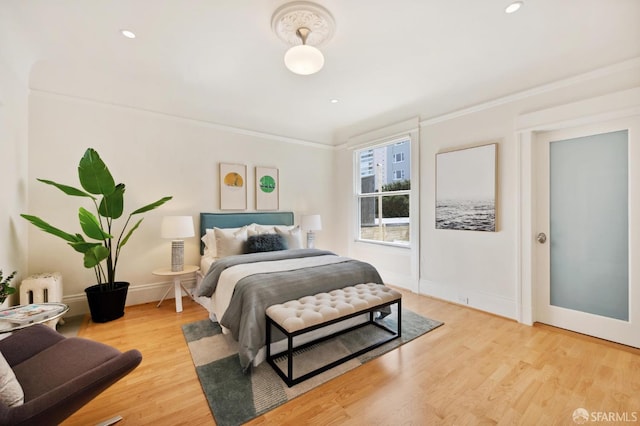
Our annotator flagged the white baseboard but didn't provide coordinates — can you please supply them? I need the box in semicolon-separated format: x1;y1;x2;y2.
62;277;516;321
377;269;419;293
62;278;198;317
419;279;517;320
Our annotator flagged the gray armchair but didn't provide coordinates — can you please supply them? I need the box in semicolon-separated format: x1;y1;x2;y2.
0;324;142;426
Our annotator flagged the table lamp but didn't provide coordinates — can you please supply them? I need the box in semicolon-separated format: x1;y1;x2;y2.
161;216;195;272
301;214;322;249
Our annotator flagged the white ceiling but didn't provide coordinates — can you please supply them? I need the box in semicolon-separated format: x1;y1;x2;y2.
3;0;640;145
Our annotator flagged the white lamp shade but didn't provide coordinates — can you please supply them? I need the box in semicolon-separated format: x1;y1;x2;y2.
161;216;195;239
301;214;322;231
284;45;324;75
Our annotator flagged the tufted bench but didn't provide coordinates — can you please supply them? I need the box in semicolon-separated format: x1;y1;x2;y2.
266;283;402;387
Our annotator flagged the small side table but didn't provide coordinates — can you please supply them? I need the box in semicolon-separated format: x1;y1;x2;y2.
152;265;199;313
0;303;69;334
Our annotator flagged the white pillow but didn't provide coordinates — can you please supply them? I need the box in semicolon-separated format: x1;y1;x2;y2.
275;225;304;249
249;223;276;236
202;225;257;257
0;351;24;407
201;229;217;257
214;226;249;258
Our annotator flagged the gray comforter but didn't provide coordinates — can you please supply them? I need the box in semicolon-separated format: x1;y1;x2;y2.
199;249;384;370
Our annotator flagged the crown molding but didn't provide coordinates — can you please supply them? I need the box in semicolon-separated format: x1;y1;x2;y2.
420;57;640;128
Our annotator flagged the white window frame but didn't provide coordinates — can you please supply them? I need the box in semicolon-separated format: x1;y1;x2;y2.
354;136;412;248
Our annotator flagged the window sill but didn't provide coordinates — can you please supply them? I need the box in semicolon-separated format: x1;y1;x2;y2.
354;239;411;249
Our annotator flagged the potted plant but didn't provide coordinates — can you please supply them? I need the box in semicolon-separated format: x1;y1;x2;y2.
0;270;17;307
21;148;172;322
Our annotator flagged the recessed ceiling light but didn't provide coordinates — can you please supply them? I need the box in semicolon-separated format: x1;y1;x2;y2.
505;1;523;14
120;29;136;39
330;99;339;104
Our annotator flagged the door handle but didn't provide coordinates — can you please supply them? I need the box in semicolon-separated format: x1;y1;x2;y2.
536;232;547;244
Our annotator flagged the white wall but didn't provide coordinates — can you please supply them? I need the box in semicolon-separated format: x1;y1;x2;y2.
26;92;336;315
336;59;640;320
0;21;31;304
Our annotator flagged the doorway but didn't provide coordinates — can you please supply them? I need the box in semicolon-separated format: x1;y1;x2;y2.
532;117;640;347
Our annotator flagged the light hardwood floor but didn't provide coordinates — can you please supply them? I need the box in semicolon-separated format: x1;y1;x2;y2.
63;289;640;425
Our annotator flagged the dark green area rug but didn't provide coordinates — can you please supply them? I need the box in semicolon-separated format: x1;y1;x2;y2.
182;307;443;426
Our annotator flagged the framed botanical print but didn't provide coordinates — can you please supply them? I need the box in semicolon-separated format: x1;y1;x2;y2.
255;166;279;210
220;163;247;210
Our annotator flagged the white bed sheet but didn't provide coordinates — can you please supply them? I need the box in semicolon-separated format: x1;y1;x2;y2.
200;254;216;276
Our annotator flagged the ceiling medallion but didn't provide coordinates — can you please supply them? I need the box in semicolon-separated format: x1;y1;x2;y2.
271;1;335;47
271;2;335;75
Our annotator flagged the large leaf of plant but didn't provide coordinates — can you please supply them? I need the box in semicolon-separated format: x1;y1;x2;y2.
78;148;116;196
37;179;96;199
99;183;125;219
131;196;173;215
83;245;110;269
69;240;103;254
79;208;113;240
20;214;80;243
119;218;143;249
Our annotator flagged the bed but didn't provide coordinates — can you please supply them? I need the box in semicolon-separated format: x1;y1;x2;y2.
192;212;386;370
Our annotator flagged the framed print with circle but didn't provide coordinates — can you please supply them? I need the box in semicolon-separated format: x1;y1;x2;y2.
220;163;247;210
256;166;279;210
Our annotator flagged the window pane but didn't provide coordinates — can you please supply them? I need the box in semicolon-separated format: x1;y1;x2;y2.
360;195;377;226
359;140;410;194
359;195;410;244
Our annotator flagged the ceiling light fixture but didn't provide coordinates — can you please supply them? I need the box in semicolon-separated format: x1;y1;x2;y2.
272;1;335;76
120;29;136;39
505;1;523;14
284;27;324;75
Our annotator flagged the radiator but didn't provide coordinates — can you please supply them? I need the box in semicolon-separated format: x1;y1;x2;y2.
20;272;64;327
20;272;63;304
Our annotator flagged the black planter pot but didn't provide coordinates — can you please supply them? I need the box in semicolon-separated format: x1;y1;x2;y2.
85;281;129;323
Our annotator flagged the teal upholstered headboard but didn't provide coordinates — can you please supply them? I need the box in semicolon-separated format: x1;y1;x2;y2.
199;212;295;254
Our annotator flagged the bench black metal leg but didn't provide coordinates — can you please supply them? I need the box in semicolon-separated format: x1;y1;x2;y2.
266;298;402;387
397;299;402;337
266;318;271;359
287;334;293;384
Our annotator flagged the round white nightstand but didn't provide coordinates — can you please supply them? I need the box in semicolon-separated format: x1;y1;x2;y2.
152;265;200;313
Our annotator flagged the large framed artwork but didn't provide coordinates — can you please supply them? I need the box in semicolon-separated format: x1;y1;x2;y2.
220;163;247;210
436;143;497;232
255;166;279;210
